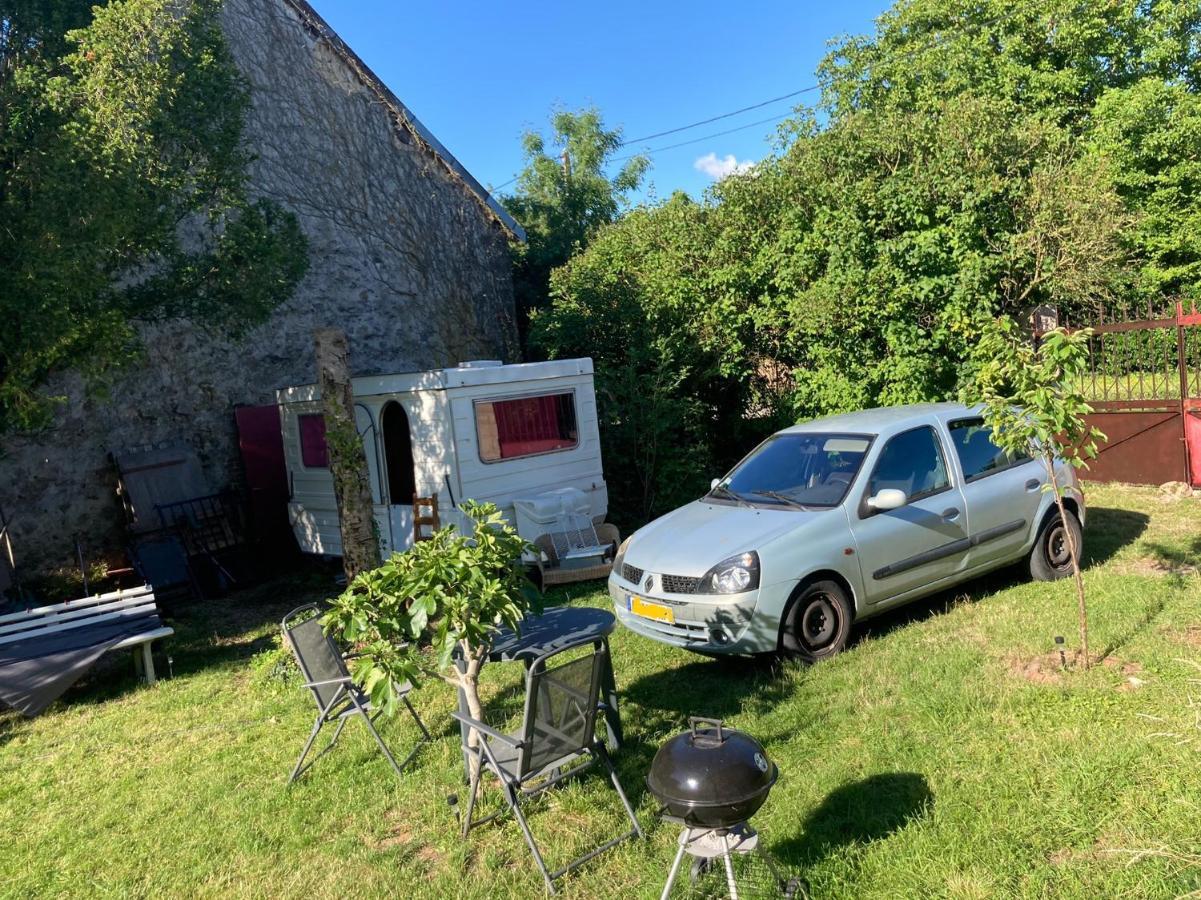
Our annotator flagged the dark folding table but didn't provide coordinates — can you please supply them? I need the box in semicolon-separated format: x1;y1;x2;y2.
455;605;623;778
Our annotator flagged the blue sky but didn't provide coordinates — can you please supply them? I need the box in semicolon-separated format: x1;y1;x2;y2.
309;1;891;202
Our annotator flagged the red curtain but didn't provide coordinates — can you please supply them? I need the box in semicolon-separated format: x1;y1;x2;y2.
298;414;329;468
494;395;573;458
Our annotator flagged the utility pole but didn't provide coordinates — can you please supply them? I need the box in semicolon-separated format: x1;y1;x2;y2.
561;149;572;178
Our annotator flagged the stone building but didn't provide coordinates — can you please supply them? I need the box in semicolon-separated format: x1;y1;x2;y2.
2;0;522;569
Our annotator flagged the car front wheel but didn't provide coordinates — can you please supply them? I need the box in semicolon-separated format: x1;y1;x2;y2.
781;579;852;662
1029;508;1083;582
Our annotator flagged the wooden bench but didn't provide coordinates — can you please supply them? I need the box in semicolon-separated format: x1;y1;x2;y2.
0;585;173;684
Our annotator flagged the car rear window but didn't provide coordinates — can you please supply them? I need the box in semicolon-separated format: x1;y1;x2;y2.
948;418;1030;481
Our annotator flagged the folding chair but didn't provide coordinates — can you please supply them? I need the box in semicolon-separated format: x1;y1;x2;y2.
451;636;642;894
282;604;430;784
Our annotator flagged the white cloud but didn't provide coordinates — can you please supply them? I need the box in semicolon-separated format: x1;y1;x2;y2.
693;152;755;181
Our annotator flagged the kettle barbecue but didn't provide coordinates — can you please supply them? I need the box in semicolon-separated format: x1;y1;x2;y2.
648;717;805;898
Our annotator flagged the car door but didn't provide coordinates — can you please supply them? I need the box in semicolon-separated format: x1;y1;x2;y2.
849;424;970;605
945;417;1043;570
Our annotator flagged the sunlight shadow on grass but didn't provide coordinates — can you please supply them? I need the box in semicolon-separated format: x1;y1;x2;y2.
1081;507;1150;569
772;772;933;867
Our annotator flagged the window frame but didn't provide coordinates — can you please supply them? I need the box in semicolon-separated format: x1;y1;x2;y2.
473;389;580;465
946;417;1035;484
297;412;330;470
859;424;954;518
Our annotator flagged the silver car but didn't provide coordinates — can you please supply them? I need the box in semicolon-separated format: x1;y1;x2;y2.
608;402;1085;660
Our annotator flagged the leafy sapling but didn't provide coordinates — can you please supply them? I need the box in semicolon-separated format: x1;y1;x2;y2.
322;501;538;773
961;316;1104;667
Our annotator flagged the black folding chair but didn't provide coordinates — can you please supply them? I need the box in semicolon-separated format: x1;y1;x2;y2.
282;604;430;784
451;636;642;893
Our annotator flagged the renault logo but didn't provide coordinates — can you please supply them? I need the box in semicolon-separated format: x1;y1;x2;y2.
644;574;655;592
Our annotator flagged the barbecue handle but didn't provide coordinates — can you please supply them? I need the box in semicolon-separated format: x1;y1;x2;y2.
689;716;725;742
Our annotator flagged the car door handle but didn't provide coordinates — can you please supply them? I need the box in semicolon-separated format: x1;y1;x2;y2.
941;507;961;522
1025;479;1040;492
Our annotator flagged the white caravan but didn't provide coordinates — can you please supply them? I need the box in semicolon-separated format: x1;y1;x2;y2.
276;358;611;565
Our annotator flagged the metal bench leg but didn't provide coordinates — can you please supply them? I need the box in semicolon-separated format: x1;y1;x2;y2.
141;642;157;685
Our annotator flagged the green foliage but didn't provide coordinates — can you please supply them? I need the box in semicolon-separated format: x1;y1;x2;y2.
0;0;308;432
500;107;648;333
961;315;1102;664
533;0;1200;529
961;317;1103;467
533;193;784;526
322;501;537;717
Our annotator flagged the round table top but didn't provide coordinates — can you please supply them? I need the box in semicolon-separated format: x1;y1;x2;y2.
489;605;616;663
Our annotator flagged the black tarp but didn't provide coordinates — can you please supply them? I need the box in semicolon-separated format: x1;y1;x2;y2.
0;613;162;717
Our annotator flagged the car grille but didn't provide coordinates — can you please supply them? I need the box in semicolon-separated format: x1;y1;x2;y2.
661;574;702;594
621;563;644;585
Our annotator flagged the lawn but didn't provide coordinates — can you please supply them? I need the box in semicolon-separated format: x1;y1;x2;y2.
3;482;1201;898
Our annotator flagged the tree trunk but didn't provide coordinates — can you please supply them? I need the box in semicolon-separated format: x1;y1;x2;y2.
459;649;485;782
314;327;381;581
1045;455;1089;667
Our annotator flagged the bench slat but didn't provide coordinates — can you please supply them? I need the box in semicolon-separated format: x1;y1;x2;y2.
111;627;174;650
0;594;158;632
0;605;162;647
0;598;159;639
0;585;154;625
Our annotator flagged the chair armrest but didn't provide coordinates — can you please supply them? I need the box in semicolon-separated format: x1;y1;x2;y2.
450;711;525;748
302;676;354;688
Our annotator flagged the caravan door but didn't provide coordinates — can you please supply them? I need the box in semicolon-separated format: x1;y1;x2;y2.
380;401;418;553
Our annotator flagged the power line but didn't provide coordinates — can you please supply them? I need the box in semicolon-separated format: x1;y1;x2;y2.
618;84;821;146
486;112;794;195
612;111;796;162
486;6;1024;194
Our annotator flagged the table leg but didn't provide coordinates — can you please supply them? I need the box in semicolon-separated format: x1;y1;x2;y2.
601;638;623;749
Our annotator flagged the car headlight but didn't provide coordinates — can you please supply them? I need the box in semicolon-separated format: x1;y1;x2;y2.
701;551;760;594
613;536;632;570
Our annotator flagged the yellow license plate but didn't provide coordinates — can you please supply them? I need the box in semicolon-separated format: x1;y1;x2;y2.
629;594;675;624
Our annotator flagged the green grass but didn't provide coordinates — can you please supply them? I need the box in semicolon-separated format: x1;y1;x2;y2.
3;483;1201;898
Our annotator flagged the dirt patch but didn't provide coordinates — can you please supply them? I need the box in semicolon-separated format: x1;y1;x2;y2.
371;827;413;851
1006;652;1144;689
1114;556;1199;578
1006;652;1074;685
1165;625;1201;648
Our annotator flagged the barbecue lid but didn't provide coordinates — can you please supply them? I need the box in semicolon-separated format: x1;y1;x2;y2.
647;717;778;808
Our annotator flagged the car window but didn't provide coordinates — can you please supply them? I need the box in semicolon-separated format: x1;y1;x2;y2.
720;433;871;508
867;426;950;500
948;418;1029;481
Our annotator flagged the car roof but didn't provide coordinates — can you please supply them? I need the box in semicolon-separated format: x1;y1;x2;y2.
779;402;978;437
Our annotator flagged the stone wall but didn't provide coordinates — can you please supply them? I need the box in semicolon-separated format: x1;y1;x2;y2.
0;0;517;571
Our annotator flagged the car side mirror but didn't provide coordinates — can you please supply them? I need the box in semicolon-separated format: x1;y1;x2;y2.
710;478;721;490
867;488;908;512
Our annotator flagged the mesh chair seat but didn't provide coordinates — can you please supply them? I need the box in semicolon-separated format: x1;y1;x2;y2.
452;635;642;894
281;604;430;783
483;727;586;782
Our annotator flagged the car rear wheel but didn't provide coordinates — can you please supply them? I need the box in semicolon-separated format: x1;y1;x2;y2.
1029;508;1083;582
781;580;852;662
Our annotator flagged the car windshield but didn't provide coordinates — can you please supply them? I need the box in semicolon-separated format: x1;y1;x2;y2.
712;432;872;508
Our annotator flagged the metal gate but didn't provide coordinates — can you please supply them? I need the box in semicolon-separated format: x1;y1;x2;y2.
1075;302;1201;487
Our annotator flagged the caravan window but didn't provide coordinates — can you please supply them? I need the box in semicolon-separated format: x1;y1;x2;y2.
298;414;329;468
475;392;578;462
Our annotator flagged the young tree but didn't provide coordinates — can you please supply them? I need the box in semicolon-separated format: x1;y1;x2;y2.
0;0;307;432
961;316;1104;665
323;501;537;774
500;107;648;337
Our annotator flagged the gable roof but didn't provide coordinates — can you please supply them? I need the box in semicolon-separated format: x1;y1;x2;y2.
281;0;526;242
